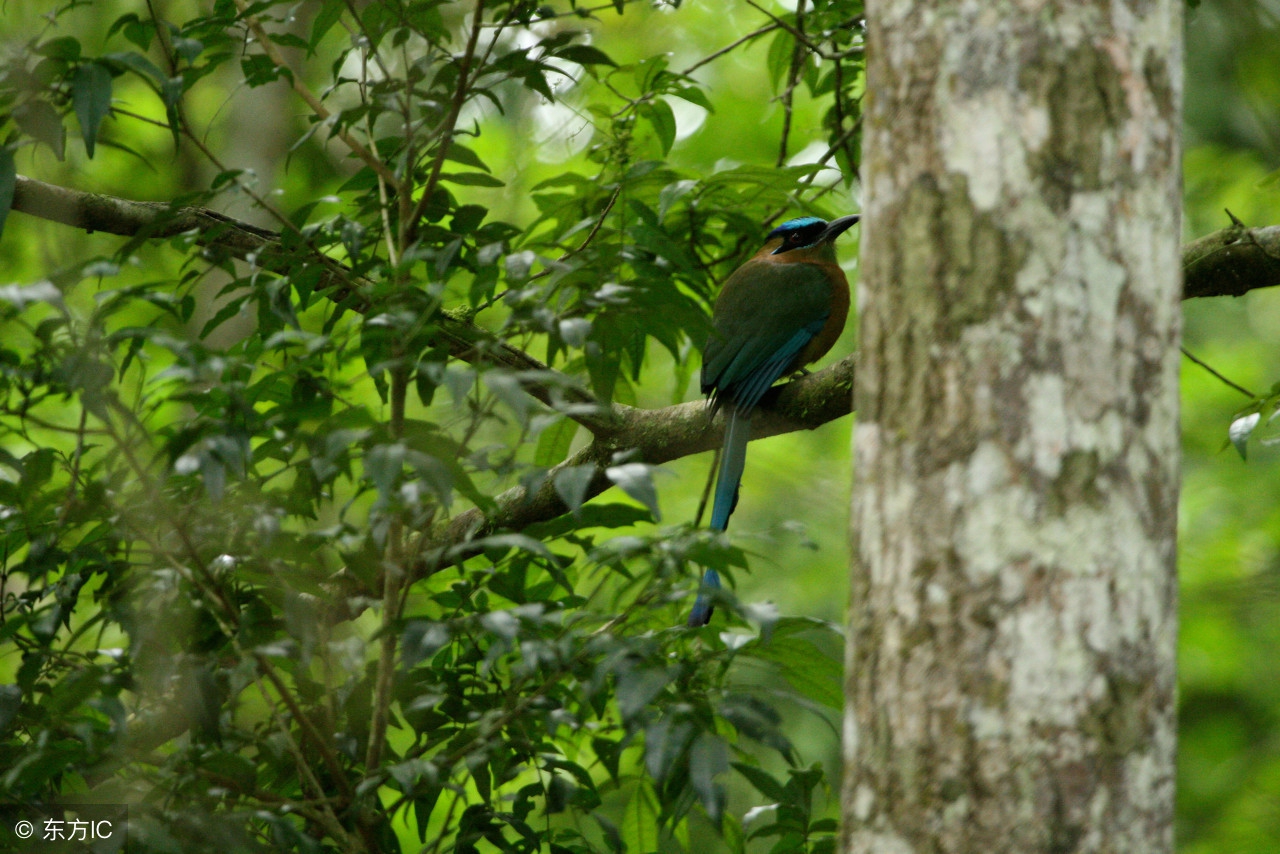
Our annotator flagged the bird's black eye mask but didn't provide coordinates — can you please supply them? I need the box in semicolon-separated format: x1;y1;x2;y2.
766;216;828;253
771;225;825;254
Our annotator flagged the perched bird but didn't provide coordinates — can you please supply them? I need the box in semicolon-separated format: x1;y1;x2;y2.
688;214;859;626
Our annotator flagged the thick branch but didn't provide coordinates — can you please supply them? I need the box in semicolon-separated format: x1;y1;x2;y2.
12;174;277;247
11;174;1280;570
417;354;854;573
1182;223;1280;299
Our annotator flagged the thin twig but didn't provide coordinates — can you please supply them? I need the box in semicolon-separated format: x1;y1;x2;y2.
1181;345;1256;399
682;22;781;76
744;0;828;58
477;185;623;309
246;669;362;850
405;0;491;245
535;184;624;273
365;368;410;774
776;0;807;167
608;21;782;121
230;0;401;192
96;397;357;808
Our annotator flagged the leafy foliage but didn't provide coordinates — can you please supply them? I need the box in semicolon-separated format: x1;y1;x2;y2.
0;0;864;851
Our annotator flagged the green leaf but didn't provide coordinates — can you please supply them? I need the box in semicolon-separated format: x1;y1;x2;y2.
461;533;554;562
365;443;405;500
554;465;595;514
21;449;55;491
109;14;153;50
557;44;617;67
617;667;668;721
440;171;506;187
310;0;345;49
633;55;668;93
620;780;660;854
741;633;843;709
37;36;81;61
14;100;66;161
643;717;693;782
450;204;488;234
202;751;258;791
594;814;624;854
535;418;578;467
414;787;444;842
523;503;651;539
658;179;698;223
723;813;747;854
172;37;204;64
241;53;285;86
161;76;184;148
483;372;532;423
672;85;714;113
403;621;450;669
72;62;113;158
731;762;787;801
104;51;167;87
0;684;22;733
1230;412;1260;460
125;21;154;51
766;28;796;91
689;733;728;820
443;143;493;172
0;149;15;244
605;463;661;520
640;99;677;156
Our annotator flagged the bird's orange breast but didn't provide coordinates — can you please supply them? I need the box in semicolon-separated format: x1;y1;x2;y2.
795;260;849;369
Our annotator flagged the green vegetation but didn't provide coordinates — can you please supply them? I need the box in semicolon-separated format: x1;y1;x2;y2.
0;1;860;851
0;0;1277;851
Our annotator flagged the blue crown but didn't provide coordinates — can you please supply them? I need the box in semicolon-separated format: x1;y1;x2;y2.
766;216;827;240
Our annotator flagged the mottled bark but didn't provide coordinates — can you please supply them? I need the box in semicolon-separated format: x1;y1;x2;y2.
846;2;1182;853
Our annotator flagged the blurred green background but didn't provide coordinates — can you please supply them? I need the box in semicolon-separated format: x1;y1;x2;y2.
1180;2;1280;850
3;0;1280;849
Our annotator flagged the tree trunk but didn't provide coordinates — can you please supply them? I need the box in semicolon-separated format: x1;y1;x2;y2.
844;2;1183;852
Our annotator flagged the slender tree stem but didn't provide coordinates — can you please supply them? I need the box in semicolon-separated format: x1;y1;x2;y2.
230;0;401;191
1181;345;1256;398
405;0;490;245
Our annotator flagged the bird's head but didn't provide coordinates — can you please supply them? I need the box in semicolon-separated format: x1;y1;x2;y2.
764;214;860;260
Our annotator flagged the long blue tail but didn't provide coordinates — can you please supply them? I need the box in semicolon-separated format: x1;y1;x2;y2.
687;567;720;627
689;410;751;626
710;410;750;532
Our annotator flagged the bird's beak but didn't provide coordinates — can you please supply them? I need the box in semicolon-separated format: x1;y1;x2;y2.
821;214;860;242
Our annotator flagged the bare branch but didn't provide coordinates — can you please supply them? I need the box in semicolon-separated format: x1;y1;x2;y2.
412;353;856;577
1183;223;1280;300
12;174;277;245
1181;346;1256;399
681;22;781;77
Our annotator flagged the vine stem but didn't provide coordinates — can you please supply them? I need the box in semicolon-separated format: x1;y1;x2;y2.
405;0;490;245
230;0;401;192
365;349;412;773
1181;345;1256;399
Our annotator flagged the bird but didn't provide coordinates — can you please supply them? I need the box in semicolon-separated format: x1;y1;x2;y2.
688;214;859;626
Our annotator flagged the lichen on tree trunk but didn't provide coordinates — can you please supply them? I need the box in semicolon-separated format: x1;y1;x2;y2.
845;2;1183;852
